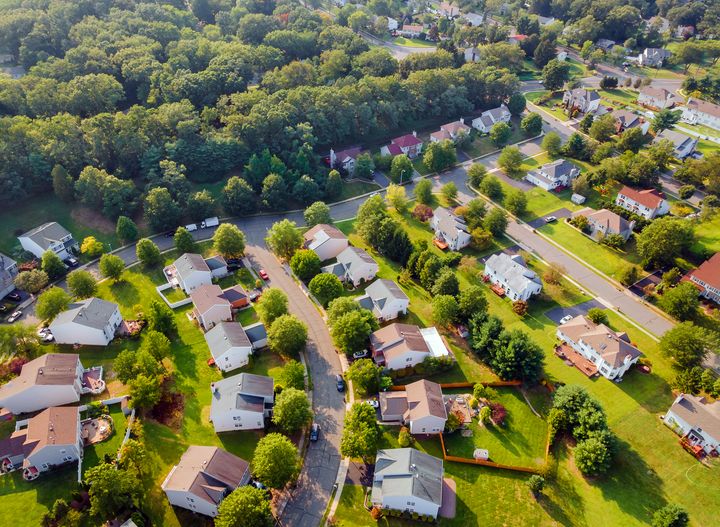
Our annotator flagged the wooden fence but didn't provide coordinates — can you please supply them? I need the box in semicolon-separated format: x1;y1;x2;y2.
438;434;541;474
389;380;522;391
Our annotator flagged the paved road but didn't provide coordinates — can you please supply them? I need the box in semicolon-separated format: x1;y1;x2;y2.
359;30;437;59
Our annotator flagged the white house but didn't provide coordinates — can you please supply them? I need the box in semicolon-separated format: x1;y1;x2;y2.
574;208;635;242
379;380;447;434
161;445;250;517
462;13;484;26
654;129;698;159
370;323;450;371
303;224;349;262
168;253;213;293
638;48;671;67
663;394;720;456
557;315;641;380
0;253;18;299
381;132;423;158
430;119;471;143
637;87;675;109
396;24;424;39
244;322;268;349
49;297;122;347
615;186;670;219
681;97;720;131
191;284;232;331
683;253;720;305
471;104;511;133
204;322;253;372
322;246;378;287
611;109;650;135
329;147;363;175
204;255;228;279
562;88;600;114
431;207;471;251
356;279;409;321
483;253;542;302
524;159;580;191
18;222;78;260
210;373;274;432
371;448;444;518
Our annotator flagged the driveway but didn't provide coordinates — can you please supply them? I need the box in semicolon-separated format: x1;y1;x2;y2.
439;478;457;519
527;208;573;229
544;299;606;325
629;271;662;298
345;462;374;486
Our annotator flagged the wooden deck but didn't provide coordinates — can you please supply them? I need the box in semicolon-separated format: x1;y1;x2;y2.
555;344;598;377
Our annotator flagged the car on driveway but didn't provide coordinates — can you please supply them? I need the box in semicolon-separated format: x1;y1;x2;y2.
64;256;79;267
559;315;574;325
352;350;369;360
336;374;345;392
6;292;21;302
545;216;557;223
310;423;320;441
7;310;22;323
258;269;269;280
366;399;379;408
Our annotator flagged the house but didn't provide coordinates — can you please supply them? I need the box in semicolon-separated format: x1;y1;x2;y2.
463;13;484;26
168;253;213;293
524;159;580;191
647;16;671;33
381;132;423;159
681;97;720;131
49;297;122;346
191;284;232;331
220;285;249;310
638;48;671;67
303;224;349;262
397;24;424;39
430;207;471;251
675;25;695;39
438;2;459;18
464;47;481;63
379;380;447;434
537;15;556;26
682;253;720;304
637;87;675;109
430;119;471;143
322;246;378;287
574;208;635;242
0;354;91;414
471;104;511;133
329;147;363;175
371;448;444;518
557;315;642;380
161;445;250;517
483;253;542;302
387;17;399;31
507;34;528;46
595;39;616;52
615;186;670;219
370;323;450;370
356;279;409;321
205;322;253;372
205;255;228;279
209;373;274;432
0;253;18;299
18;222;78;260
663;394;720;456
557;50;568;61
654;129;698;159
562;89;600;114
611;109;650;135
244;322;268;349
0;406;82;477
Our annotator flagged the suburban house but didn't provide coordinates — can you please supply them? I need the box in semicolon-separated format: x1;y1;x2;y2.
329;147;363;175
562;89;600;114
647;16;671;33
204;255;228;279
322;246;379;287
191;284;232;331
471;104;511;134
507;34;528;46
370;323;450;371
638;47;671;67
595;39;616;51
438;2;459;17
462;13;484;26
430;207;471;251
557;315;642;380
161;445;250;517
356;279;409;321
244;322;268;349
0;253;18;299
204;322;254;372
682;253;720;304
464;47;481;62
303;224;349;262
18;222;78;260
209;373;274;432
371;448;444;519
615;186;670;219
381;132;423;159
611;109;650;135
663;394;720;456
220;285;249;310
167;253;213;293
574;208;635;242
396;24;423;39
681;97;720;131
0;406;82;478
379;380;447;434
49;297;123;347
638;86;675;109
524;159;580;191
430;119;471;143
654;129;698;159
537;15;555;25
483;253;542;302
0;354;104;414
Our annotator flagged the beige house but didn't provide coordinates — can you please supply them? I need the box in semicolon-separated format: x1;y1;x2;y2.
379;380;447;434
370;324;450;370
303;224;349;262
191;284;232;331
637;87;675;109
573;208;635;242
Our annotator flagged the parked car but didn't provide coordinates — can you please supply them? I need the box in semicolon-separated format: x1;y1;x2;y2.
258;269;269;280
251;480;266;490
42;333;54;343
201;216;219;229
6;292;21;302
545;216;557;223
37;327;50;337
64;256;79;267
164;230;175;238
352;350;369;359
560;315;574;325
184;223;198;232
336;374;345;392
310;423;320;441
366;399;379;408
7;310;22;323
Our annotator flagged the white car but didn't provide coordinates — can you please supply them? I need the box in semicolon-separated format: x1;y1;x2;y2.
366;399;379;408
42;333;54;343
37;327;50;337
559;315;574;325
352;350;369;359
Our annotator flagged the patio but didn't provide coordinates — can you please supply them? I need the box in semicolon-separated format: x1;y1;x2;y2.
81;367;105;395
554;344;598;377
81;416;113;446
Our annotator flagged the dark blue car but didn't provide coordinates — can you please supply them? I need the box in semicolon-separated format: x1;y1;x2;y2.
336;374;345;392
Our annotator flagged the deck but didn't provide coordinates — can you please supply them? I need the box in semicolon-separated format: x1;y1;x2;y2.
554;344;598;377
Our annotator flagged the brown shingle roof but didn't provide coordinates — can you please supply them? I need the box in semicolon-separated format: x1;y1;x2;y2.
303;224;347;243
405;380;447;421
640;86;670;100
582;208;632;234
618;186;665;209
560;316;641;368
0;354;80;400
191;284;230;315
686;97;720;118
669;394;720;439
23;406;79;457
370;323;429;363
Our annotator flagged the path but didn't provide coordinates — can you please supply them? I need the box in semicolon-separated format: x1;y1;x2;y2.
358;30;437;60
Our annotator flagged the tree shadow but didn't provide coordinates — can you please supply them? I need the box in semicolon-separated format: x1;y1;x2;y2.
109;279;140;307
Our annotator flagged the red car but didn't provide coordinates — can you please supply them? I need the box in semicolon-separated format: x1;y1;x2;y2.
259;269;269;280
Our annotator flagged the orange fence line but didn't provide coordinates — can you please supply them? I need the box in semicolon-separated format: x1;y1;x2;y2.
438;432;542;475
389;380;522;391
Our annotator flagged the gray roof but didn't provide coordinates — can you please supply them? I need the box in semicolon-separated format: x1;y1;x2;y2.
482;105;508;122
643;48;671;59
211;373;273;413
0;253;16;272
205;322;251;360
655;129;697;150
20;222;72;251
669;395;720;440
322;262;346;279
566;88;600;103
243;322;267;345
52;297;118;329
174;253;210;277
364;279;408;305
372;448;443;506
337;247;377;270
205;255;227;271
531;158;577;183
433;207;468;242
485;253;541;293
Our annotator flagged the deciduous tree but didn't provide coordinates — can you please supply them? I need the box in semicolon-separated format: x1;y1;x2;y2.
308;273;344;306
213;223;246;258
265;219;302;260
216;486;274;527
268;314;308;356
136;238;161;267
272;387;313;433
99;254;125;281
36;287;71;321
252;433;299;489
67;270;97;299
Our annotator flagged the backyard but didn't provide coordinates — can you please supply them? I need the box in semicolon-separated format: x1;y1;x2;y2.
525;91;569;122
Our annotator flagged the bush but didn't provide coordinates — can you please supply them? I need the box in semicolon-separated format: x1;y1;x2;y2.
398;426;414;447
512;300;528;316
412;203;433;221
677;185;695;200
489;402;507;425
586;307;608;325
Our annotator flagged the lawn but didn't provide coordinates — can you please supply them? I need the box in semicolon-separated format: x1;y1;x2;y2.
162;287;188;303
235;305;259;326
525;91;570;122
339;180;382;201
462;118;528;159
411;157;432;176
691;213;720;255
392;36;435;48
566;58;590;79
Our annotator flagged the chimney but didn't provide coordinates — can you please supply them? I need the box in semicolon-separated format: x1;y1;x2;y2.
329;148;336;165
459;117;464;125
412;130;417;137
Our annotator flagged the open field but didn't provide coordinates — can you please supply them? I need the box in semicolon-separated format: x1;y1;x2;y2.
391;36;435;48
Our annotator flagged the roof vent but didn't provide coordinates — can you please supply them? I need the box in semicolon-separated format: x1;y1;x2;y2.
38;369;43;375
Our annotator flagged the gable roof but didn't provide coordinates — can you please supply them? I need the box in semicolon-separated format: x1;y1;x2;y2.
566;88;600;103
643;47;671;60
639;86;671;101
668;394;720;440
205;322;251;360
373;448;443;506
211;373;273;413
686;97;720;118
440;120;470;135
485;253;541;293
220;285;247;304
20;222;72;250
52;297;118;330
0;354;79;400
538;159;578;180
401;24;424;33
582;208;632;234
611;109;642;128
685;253;720;290
405;380;447;421
243;322;267;345
433;207;468;241
334;147;363;163
365;279;409;305
337;246;377;270
560;315;642;367
655;129;696;150
430;129;452;142
618;186;665;209
174;253;210;277
392;134;422;148
303;224;347;246
205;255;227;271
191;284;229;314
23;406;79;458
370;323;429;362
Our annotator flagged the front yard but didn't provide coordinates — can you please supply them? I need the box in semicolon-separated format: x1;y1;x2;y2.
525;91;570;122
462;118;528;159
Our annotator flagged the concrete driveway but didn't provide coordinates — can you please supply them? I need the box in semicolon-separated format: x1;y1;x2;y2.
544;299;606;325
527;208;573;229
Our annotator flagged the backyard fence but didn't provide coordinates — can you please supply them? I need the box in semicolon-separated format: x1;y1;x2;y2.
438;433;542;475
388;380;521;391
155;283;192;309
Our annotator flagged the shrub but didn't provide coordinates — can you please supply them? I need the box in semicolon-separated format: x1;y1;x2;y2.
586;307;608;325
398;426;414;447
489;402;507;425
412;203;433;221
512;300;528;316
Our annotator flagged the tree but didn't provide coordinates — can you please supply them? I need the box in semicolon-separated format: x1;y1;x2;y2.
99;254;124;281
331;310;377;355
534;39;556;67
423;140;456;173
215;487;273;527
279;360;306;391
652;109;681;133
347;358;382;395
147;300;177;336
115;216;138;242
290;249;321;282
432;267;460;297
36;287;71;321
141;330;171;363
521;113;543;136
414;178;433;205
479;176;503;201
84;463;141;520
144;187;180;232
327;297;362;325
586;308;609;325
491;329;544;383
129;373;162;410
526;475;545;496
616;127;646;153
498;146;523;176
432;294;459;326
513;300;529;316
354;153;375;180
636;217;694;268
490;122;512;147
308;273;344;306
265;219;302;261
672;41;704;73
562;133;588;160
304;201;331;227
467;164;487;187
589;114;617;142
14;269;48;294
386;184;409;213
659;282;700;321
441;182;458;203
543;262;566;285
574;435;612;475
67;269;97;299
542;132;562;158
268;315;308;356
618;264;640;286
390;154;413;184
272;388;313;433
507;93;527;116
252;433;299;489
660;322;714;369
458;285;488;320
651;504;689;527
222;177;257;217
173;227;196;255
340;402;380;462
257;288;289;326
187;190;216;222
579;113;594;133
213;223;246;259
542;59;570;91
505;189;528;216
52;164;74;202
484;208;508;237
41;250;66;280
81;236;104;258
135;238;161;267
326;170;342;199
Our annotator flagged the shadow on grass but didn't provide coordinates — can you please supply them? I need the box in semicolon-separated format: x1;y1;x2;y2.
109;279;140;308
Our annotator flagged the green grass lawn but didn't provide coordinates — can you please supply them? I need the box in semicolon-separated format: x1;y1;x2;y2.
566;58;590;79
162;287;188;303
525;91;570;122
235;305;258;326
691;214;720;255
411;157;432;176
392;36;435;48
462;118;528;159
339;180;382;201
